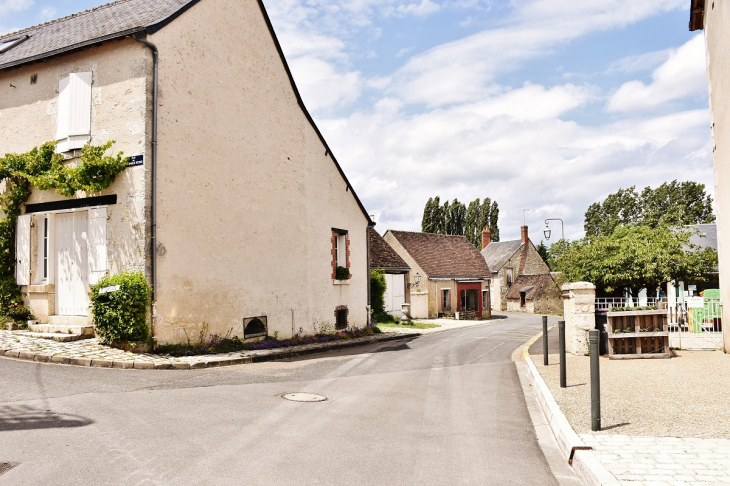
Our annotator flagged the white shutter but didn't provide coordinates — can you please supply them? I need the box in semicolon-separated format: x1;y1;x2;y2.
87;207;107;285
56;76;70;141
16;215;31;286
383;274;394;312
67;72;92;137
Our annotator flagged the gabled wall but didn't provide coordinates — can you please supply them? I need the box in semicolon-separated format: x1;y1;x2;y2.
702;0;730;352
148;0;369;342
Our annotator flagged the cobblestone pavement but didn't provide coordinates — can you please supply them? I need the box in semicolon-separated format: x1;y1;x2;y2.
0;330;412;369
581;434;730;485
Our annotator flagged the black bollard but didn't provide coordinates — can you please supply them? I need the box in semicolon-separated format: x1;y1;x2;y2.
559;320;566;388
542;316;548;366
589;329;601;431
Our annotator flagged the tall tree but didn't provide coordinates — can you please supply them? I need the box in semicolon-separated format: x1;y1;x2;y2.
449;199;466;235
465;198;481;247
536;240;549;264
489;201;500;242
584;181;715;236
421;197;435;233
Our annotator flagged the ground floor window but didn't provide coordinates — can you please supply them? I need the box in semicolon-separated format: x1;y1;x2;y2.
442;289;451;311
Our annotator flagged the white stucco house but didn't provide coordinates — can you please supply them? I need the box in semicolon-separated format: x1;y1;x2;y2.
0;0;373;343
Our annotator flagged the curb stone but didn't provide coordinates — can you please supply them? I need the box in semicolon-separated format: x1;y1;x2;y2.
0;332;416;370
520;330;620;486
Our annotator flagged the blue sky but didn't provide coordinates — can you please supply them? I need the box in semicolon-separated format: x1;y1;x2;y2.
1;0;712;242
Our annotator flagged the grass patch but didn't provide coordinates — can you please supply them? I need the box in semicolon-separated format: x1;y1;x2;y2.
377;321;440;329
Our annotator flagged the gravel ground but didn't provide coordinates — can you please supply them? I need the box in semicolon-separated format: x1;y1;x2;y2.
531;342;730;438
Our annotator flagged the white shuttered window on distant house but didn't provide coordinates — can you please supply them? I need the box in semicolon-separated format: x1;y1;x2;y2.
56;72;92;153
87;207;107;285
15;214;31;286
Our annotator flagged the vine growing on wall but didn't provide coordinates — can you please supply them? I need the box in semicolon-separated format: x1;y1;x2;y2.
0;141;126;311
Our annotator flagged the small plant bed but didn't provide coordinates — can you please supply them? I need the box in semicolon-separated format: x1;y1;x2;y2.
376;321;440;330
155;324;382;357
606;309;670;359
610;305;658;312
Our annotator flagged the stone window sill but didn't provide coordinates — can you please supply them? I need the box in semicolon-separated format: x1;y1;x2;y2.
333;279;350;285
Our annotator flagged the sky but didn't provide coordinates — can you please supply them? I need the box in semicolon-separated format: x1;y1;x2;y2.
1;0;713;242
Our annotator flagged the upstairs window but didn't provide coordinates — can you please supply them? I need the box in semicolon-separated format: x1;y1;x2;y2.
0;35;29;54
56;72;92;153
331;228;350;280
506;268;514;286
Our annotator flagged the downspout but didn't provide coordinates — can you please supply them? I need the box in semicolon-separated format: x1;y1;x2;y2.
367;222;376;323
132;33;158;339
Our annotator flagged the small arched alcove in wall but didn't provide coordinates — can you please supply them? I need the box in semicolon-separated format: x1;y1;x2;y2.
243;316;267;339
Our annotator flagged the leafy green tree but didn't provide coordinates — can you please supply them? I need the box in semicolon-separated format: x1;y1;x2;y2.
584;181;715;236
369;268;390;322
551;225;718;296
448;199;466;235
420;195;499;243
465;198;481;246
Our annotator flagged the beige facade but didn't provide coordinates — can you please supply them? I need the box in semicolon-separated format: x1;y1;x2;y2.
0;0;371;343
0;39;151;323
697;0;730;352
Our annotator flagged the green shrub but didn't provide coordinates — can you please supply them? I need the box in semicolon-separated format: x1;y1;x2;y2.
336;266;350;280
7;304;33;322
0;315;15;330
90;272;151;345
370;268;389;322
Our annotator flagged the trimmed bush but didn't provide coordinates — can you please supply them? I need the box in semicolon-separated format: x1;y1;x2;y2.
370;268;392;322
336;265;350;280
90;272;151;345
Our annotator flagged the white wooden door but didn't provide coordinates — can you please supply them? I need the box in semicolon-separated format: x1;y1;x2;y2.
56;212;89;316
15;215;31;285
391;274;405;312
383;273;394;312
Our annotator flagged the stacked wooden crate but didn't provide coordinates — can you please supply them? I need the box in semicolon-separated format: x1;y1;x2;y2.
606;310;670;359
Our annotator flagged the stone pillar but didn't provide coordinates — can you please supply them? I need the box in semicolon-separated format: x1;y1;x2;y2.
562;282;596;355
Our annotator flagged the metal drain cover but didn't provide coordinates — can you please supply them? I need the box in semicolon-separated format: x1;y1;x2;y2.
281;393;327;402
0;463;18;477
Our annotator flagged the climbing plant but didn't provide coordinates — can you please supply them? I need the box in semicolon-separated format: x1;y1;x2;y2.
0;141;126;312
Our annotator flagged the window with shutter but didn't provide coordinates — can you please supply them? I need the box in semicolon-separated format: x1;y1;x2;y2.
87;207;107;285
56;72;92;153
16;215;31;286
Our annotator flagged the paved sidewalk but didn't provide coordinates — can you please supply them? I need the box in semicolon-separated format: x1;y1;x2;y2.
582;434;730;485
0;330;414;369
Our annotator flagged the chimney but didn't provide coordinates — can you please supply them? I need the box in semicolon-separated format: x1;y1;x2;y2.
521;225;529;244
481;227;491;248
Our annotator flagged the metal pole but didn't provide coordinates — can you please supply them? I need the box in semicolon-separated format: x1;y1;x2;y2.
559;320;566;388
589;329;601;431
542;316;549;366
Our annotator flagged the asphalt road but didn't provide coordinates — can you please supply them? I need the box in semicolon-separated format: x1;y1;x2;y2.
0;314;563;485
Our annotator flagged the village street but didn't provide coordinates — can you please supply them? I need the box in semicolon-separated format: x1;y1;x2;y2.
0;314;569;485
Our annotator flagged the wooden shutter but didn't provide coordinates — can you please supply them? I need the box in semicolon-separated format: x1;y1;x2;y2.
87;207;107;285
16;215;31;286
56;76;70;141
68;72;92;137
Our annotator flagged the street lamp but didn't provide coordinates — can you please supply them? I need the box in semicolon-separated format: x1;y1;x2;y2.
408;272;421;289
543;218;564;241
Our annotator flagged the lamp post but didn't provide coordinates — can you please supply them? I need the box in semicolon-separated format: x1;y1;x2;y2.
408;272;421;289
543;218;564;241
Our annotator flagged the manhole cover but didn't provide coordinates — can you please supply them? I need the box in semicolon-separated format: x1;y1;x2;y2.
281;393;327;402
0;463;18;477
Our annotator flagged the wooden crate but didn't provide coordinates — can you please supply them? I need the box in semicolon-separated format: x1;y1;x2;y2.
606;310;670;359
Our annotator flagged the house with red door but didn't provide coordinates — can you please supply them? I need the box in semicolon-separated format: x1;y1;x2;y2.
383;230;492;319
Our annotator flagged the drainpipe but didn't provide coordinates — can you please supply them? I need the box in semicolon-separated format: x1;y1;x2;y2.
132;33;158;339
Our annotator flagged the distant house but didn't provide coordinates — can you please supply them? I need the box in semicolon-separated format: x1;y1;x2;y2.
0;0;372;343
383;230;491;319
666;223;719;306
481;225;560;314
505;273;562;314
369;228;410;317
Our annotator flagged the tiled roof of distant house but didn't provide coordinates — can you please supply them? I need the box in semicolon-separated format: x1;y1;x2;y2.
386;230;491;279
369;228;410;271
505;274;556;301
0;0;196;69
686;224;717;251
480;239;523;273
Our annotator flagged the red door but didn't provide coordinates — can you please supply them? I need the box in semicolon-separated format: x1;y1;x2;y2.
457;282;482;318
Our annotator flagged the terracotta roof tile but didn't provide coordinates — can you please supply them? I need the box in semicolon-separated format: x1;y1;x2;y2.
387;230;491;279
369;228;410;271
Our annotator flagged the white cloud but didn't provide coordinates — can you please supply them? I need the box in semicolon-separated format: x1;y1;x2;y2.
605;48;673;75
607;35;708;112
39;5;55;21
391;0;688;106
0;0;33;34
382;0;441;17
288;57;363;112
